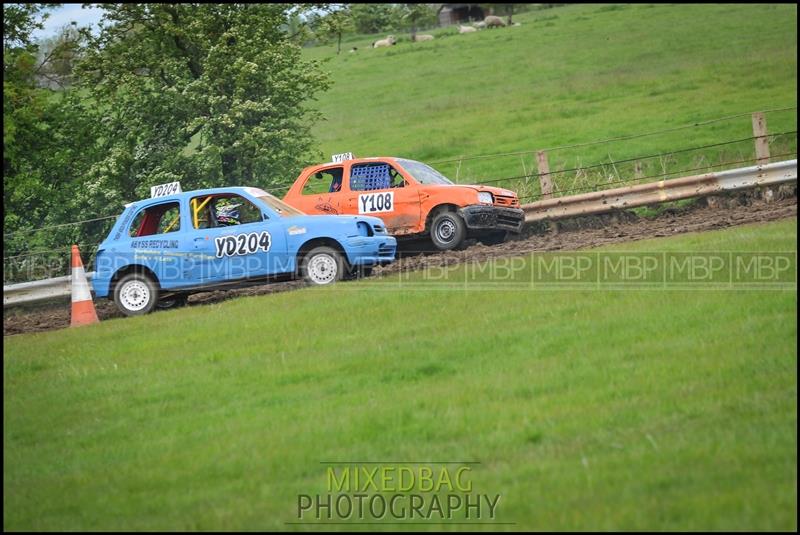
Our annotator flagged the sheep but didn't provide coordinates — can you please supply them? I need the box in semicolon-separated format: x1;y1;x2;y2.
458;25;477;34
349;47;358;53
372;35;396;48
484;15;506;28
413;34;434;42
473;20;487;29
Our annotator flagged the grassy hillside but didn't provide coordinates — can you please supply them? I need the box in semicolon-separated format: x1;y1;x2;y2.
301;3;797;197
4;219;797;530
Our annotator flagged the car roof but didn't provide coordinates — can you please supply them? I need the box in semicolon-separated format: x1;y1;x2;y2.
301;157;408;173
129;186;273;206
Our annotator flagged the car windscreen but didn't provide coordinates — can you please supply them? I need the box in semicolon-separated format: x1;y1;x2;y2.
257;193;305;217
396;159;454;185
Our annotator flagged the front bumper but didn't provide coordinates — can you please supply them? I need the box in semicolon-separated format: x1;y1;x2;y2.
458;205;525;233
344;236;397;267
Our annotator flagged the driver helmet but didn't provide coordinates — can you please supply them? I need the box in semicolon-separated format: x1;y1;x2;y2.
215;199;241;226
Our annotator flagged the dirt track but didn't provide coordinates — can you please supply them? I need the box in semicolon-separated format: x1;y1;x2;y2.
4;194;797;336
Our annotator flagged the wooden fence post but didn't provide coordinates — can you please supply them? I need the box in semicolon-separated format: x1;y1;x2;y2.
537;150;553;199
634;161;644;181
751;112;770;164
752;111;773;201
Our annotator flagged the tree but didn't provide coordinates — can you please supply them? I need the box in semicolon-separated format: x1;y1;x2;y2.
35;23;83;89
397;4;436;40
3;3;61;253
349;3;396;35
3;3;52;50
73;3;331;204
314;4;353;55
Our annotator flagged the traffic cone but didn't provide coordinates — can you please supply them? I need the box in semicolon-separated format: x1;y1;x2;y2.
70;244;99;327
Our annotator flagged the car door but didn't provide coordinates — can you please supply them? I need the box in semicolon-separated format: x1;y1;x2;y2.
184;192;288;284
126;199;193;290
344;161;421;235
292;165;346;216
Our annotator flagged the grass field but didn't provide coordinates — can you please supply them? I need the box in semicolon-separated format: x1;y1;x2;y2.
4;218;797;530
300;3;797;197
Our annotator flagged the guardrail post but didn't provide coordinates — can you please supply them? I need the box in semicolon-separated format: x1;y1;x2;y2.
537;150;553;199
752;111;774;202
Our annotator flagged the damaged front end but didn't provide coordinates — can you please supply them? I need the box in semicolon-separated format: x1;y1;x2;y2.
458;205;525;233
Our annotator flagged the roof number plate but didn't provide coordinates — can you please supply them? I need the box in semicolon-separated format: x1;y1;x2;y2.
331;152;354;163
151;181;182;198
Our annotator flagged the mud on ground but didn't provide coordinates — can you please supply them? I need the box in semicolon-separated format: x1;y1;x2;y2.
4;193;797;336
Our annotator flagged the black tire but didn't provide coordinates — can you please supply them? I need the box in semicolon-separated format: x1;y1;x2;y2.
156;294;189;310
478;230;508;246
430;210;467;251
302;246;345;285
113;272;159;316
346;265;374;280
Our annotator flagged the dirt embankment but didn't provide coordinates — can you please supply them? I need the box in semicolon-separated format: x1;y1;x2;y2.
4;194;797;336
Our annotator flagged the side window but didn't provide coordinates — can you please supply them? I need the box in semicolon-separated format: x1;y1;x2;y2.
190;194;262;229
350;163;403;191
129;202;181;237
303;167;344;195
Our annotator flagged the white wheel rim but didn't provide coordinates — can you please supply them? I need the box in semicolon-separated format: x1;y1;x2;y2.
120;280;150;311
436;218;456;242
308;254;337;284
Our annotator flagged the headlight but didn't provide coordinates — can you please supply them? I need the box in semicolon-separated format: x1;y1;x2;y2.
477;191;493;204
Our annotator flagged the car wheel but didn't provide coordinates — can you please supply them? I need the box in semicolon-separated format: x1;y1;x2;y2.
302;246;344;285
478;230;508;246
430;210;466;251
114;273;159;316
156;294;189;310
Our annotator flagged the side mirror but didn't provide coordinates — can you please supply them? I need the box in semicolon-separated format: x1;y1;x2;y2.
262;212;270;221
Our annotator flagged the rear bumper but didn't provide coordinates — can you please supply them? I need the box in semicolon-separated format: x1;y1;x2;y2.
458;205;525;233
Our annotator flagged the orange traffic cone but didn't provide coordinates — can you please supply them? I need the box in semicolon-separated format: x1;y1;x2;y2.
70;245;99;327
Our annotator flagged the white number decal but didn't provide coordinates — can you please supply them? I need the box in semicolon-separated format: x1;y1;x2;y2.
150;181;182;198
358;192;394;214
214;231;271;258
332;152;354;163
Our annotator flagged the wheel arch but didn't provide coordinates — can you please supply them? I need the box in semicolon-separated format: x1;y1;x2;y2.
423;203;460;233
110;264;160;295
295;237;348;274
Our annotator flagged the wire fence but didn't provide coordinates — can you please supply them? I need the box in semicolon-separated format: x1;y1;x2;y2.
3;215;118;239
517;150;799;203
468;131;796;186
428;106;797;165
4;107;797;284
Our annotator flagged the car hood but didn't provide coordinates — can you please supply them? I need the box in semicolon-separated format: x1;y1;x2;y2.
458;184;518;197
426;183;519;198
285;213;384;229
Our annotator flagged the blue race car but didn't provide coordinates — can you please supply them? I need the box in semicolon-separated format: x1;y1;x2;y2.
92;184;397;316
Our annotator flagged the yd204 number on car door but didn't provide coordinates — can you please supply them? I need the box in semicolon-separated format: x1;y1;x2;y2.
214;231;271;258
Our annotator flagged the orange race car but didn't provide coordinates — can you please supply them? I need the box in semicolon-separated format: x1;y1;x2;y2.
283;155;525;250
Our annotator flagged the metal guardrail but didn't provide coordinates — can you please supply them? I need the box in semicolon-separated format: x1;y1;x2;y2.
3;159;797;308
521;159;797;222
4;272;95;308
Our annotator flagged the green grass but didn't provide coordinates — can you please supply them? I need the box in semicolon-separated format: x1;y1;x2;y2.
4;219;797;530
300;4;797;198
